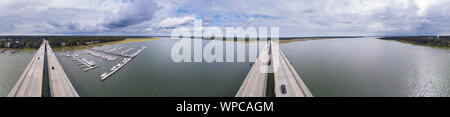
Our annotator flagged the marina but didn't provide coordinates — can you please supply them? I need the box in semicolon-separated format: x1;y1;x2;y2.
2;37;450;97
101;58;131;80
120;48;134;55
90;46;134;58
100;46;146;81
87;51;117;61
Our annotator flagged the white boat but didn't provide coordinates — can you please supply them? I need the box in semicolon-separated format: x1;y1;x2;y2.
111;66;117;71
101;72;108;77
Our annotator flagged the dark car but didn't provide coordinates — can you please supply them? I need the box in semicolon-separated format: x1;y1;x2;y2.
281;85;287;94
51;66;55;70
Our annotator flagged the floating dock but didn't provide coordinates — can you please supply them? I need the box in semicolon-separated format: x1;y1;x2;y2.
70;54;98;72
101;58;131;81
100;46;146;81
87;51;117;61
89;47;132;58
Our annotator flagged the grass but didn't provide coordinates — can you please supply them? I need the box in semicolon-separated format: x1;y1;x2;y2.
0;48;36;53
279;38;335;44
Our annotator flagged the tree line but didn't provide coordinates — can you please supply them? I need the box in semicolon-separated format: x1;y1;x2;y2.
379;36;450;47
0;36;128;49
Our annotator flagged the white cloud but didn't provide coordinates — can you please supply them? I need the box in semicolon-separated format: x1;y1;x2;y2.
1;0;450;36
157;16;194;28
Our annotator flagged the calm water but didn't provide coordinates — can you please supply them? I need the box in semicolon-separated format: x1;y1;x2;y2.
282;38;450;97
0;37;449;97
0;51;35;96
59;39;255;97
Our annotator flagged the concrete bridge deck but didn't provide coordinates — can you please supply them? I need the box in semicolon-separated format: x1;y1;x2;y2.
236;41;313;97
271;43;313;97
45;40;79;97
8;42;46;97
235;43;271;97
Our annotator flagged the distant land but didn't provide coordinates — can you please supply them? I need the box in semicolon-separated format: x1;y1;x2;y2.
0;36;154;49
1;35;448;51
379;36;450;47
174;36;363;40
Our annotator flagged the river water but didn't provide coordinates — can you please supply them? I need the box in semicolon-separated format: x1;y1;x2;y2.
0;37;449;97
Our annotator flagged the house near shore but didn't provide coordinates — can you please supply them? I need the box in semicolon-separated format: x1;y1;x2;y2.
4;42;11;48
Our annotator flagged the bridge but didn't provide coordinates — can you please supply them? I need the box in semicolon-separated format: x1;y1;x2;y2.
9;40;78;97
45;40;79;97
236;41;313;97
235;43;271;97
8;41;46;97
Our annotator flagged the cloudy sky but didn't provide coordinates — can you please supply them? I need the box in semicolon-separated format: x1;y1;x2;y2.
0;0;449;37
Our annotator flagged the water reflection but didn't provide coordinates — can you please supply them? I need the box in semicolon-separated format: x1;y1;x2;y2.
280;37;450;97
1;37;449;97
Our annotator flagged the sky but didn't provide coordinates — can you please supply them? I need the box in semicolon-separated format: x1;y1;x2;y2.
0;0;449;37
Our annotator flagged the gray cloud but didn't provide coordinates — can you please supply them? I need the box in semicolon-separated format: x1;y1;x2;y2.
103;0;161;29
1;0;450;36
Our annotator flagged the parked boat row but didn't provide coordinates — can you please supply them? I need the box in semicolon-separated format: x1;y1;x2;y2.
101;57;132;80
105;46;125;53
90;46;146;58
100;46;146;80
68;53;98;72
90;47;132;58
87;51;117;61
130;46;146;57
120;48;134;55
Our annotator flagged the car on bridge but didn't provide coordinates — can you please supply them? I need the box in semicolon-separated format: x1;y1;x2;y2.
281;84;287;94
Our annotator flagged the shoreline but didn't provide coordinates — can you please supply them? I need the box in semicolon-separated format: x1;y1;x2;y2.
1;38;159;52
52;38;158;52
386;40;450;50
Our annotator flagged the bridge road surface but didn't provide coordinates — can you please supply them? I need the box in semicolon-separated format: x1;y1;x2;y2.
45;40;79;97
271;42;313;97
8;41;46;97
235;43;270;97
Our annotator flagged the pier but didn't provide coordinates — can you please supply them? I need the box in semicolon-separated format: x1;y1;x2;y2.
101;58;131;81
87;51;117;61
89;47;132;58
90;46;146;58
70;54;98;71
100;46;146;81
